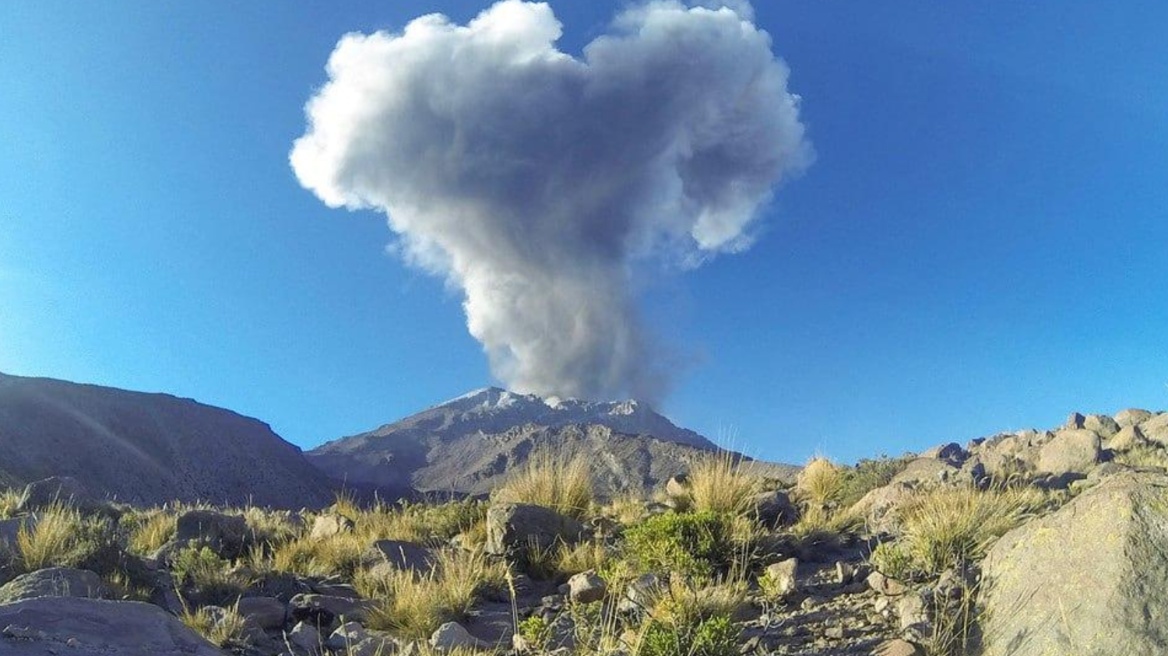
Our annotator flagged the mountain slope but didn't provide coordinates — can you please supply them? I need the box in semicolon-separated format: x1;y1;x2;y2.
308;387;795;497
0;372;333;508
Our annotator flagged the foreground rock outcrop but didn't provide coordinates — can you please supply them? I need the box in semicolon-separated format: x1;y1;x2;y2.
980;471;1168;655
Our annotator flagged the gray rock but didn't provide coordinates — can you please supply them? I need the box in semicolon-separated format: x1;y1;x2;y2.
664;474;690;499
1142;413;1168;445
980;471;1168;655
875;639;924;656
0;597;223;655
751;489;796;526
1108;425;1148;452
310;513;353;540
289;593;375;627
849;482;915;535
0;516;35;548
485;503;584;556
891;458;959;486
287;621;323;654
174;509;249;558
919;442;965;464
326;621;371;650
1115;408;1153;428
430;621;486;651
0;568;108;604
1083;414;1120;438
866;571;907;597
1065;412;1086;429
764;558;799;599
567;570;606;604
19;476;97;513
368;539;434;573
237;596;286;630
618;573;664;614
1036;429;1100;475
349;636;399;656
895;592;929;632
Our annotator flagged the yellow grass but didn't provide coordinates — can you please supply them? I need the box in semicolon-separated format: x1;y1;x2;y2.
493;450;594;519
127;509;177;555
796;457;845;507
17;502;88;570
688;452;761;516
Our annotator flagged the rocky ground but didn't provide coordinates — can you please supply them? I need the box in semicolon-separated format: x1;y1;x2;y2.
0;407;1166;656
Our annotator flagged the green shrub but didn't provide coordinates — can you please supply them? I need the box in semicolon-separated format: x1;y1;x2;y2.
172;545;247;604
836;455;911;508
624;511;737;580
517;615;551;650
638;613;738;656
869;540;914;581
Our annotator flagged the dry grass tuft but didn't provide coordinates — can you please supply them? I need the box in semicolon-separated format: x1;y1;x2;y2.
796;457;845;507
0;487;28;519
493;450;593;519
16;502;96;571
688;453;761;516
179;601;250;648
126;509;176;555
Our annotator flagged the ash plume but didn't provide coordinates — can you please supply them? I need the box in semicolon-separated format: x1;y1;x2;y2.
291;0;812;402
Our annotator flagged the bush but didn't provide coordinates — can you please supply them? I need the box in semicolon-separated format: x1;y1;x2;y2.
836;456;911;508
638;613;739;656
172;545;248;604
795;458;845;507
493;451;594;519
624;512;738;580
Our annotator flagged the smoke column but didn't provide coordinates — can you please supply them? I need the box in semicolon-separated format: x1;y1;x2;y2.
291;0;812;402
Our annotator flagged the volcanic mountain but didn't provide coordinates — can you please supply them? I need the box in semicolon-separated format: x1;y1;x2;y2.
308;387;796;497
0;372;333;508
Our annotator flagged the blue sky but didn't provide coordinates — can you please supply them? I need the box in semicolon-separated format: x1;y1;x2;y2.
1;1;1165;465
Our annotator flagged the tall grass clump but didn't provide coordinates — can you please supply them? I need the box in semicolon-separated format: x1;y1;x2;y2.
872;486;1058;579
126;509;176;555
795;457;845;508
0;487;28;519
355;548;507;639
493;450;593;519
688;452;761;516
16;502;116;572
179;601;250;648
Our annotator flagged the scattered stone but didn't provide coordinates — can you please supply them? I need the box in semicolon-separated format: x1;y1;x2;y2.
238;596;286;630
752;489;796;526
173;509;249;558
0;567;108;604
1115;408;1153;428
0;597;223;655
835;561;857;585
287;621;323;654
867;571;907;597
567;570;607;604
895;593;929;632
310;513;354;540
875;638;925;656
764;558;799;598
485;503;584;556
980;471;1168;655
369;539;435;573
1036;428;1101;475
430;621;486;651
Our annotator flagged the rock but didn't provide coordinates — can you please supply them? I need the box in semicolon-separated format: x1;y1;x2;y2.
1108;425;1148;452
0;568;108;604
1142;413;1168;445
1083;414;1120;438
349;636;399;656
980;471;1168;655
849;482;915;535
895;592;929;632
619;574;664;614
173;509;249;558
1065;412;1086;429
287;621;323;654
567;570;607;604
875;638;925;656
891;458;959;486
919;442;966;464
310;513;354;540
751;489;796;526
1035;429;1101;475
835;561;858;585
1115;408;1153;428
290;593;375;627
764;558;799;598
866;571;907;597
664;474;690;499
485;503;584;556
430;621;486;651
0;516;35;548
19;476;97;512
0;597;222;655
326;621;371;650
368;539;435;573
238;596;286;630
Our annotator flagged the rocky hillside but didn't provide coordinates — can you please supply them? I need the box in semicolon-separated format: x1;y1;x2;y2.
0;372;333;508
308;387;796;497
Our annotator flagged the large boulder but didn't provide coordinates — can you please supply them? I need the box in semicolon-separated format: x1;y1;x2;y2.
979;471;1168;655
485;503;584;556
368;539;434;573
19;476;99;513
1035;429;1100;475
1142;413;1168;445
0;597;224;655
1108;425;1148;452
0;568;108;604
1115;408;1153;428
1083;414;1120;438
173;509;249;558
849;482;915;535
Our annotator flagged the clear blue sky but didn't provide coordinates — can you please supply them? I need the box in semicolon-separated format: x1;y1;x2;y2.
1;1;1165;464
